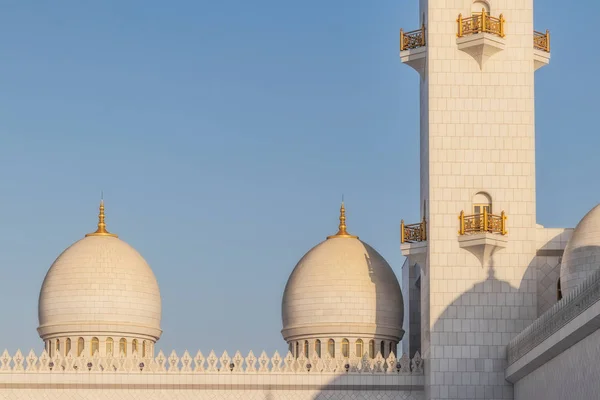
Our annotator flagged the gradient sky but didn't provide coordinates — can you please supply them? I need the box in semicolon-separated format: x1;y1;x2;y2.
0;0;598;357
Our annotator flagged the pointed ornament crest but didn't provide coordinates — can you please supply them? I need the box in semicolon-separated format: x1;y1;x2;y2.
327;201;358;239
86;199;118;238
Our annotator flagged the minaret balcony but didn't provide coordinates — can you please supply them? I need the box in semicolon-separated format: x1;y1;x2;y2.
401;218;427;244
533;30;551;70
399;24;427;77
457;210;508;267
400;218;427;266
456;10;506;69
458;210;507;236
457;12;505;39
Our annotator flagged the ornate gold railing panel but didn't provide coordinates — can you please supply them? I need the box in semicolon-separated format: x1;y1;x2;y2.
400;24;426;51
534;30;550;52
401;218;427;243
457;10;505;38
458;210;507;236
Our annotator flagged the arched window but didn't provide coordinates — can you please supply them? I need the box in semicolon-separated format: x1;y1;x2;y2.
315;340;322;358
66;338;71;356
328;339;335;358
473;192;492;229
369;340;375;359
388;342;393;356
380;341;385;357
142;341;148;358
295;342;299;359
304;340;309;358
132;339;138;355
119;338;127;356
77;338;84;356
355;339;364;357
472;0;490;15
56;339;60;355
106;338;114;355
473;192;492;214
558;279;563;301
342;339;349;358
48;340;52;357
91;338;99;356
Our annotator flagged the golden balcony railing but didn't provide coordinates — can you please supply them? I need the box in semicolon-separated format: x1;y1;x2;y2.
458;209;507;236
457;10;505;38
401;217;427;244
534;30;550;52
400;24;426;51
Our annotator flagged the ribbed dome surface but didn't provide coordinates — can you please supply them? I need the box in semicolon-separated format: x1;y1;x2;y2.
38;235;162;340
281;237;404;341
560;204;600;296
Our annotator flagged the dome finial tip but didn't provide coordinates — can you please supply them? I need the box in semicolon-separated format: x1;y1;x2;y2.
327;200;358;239
86;197;118;238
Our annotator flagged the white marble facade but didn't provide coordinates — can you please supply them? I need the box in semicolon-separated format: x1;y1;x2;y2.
412;1;540;399
4;1;600;399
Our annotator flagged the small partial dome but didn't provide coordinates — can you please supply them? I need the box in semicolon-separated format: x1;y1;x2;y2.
281;204;404;343
560;204;600;296
38;201;162;342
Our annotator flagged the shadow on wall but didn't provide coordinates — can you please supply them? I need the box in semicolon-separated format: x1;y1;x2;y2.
423;254;539;400
363;243;405;344
265;381;422;400
307;239;586;399
299;242;545;399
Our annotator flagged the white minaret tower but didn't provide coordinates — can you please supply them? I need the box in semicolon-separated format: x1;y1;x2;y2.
399;1;550;399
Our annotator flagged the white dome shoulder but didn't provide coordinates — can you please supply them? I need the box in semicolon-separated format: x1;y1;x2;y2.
282;237;404;341
560;204;600;296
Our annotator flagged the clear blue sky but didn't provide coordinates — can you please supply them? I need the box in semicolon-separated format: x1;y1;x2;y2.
0;0;598;356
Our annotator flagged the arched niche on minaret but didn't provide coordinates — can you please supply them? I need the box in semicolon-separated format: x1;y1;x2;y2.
471;0;490;15
473;191;492;215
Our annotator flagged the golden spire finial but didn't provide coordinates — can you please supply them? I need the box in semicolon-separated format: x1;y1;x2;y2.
86;199;118;238
327;201;358;239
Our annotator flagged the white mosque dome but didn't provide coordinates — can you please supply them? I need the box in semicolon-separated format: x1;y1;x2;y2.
37;201;162;342
560;204;600;296
281;204;404;343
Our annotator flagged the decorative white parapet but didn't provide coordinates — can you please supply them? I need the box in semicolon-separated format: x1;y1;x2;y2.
0;348;423;375
0;349;425;399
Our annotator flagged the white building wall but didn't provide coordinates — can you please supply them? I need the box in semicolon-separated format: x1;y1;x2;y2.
402;259;422;359
0;388;424;400
506;266;600;398
512;317;600;400
414;1;541;399
0;375;425;400
534;255;561;316
534;227;572;316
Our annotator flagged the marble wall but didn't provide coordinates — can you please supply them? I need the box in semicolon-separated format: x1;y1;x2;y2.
513;326;600;400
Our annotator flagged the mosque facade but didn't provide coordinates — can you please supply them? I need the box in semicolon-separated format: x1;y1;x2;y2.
1;1;600;399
